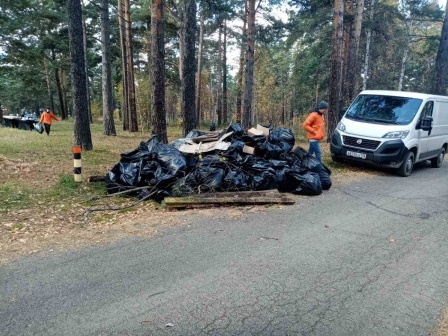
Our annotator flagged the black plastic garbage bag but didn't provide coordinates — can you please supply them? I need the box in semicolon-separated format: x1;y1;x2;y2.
192;166;226;192
300;155;332;190
222;168;251;191
227;123;245;137
105;161;142;193
292;172;322;196
269;128;295;152
260;142;284;160
224;140;245;160
155;144;187;176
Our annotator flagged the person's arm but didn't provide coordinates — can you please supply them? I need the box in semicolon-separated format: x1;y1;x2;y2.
302;114;316;134
51;113;59;121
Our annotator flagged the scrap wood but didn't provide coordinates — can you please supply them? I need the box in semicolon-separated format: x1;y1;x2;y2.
164;190;296;208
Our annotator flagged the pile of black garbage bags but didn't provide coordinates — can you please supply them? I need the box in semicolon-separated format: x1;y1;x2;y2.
105;123;332;202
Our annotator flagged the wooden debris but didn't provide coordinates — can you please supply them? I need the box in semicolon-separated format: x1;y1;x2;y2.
164;190;296;209
88;175;106;182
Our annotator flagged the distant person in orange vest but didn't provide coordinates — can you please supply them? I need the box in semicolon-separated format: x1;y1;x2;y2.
39;108;59;136
302;101;328;162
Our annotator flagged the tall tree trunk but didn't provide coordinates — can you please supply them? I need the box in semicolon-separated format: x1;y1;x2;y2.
349;0;364;99
222;21;228;125
195;12;205;125
118;0;129;130
150;0;168;143
342;0;353;105
124;0;138;132
362;0;376;91
82;0;92;124
398;20;413;91
217;25;223;126
432;1;448;95
50;48;66;119
67;0;93;150
180;0;197;136
43;56;54;111
236;1;247;124
327;0;344;142
101;0;116;136
343;0;364;105
242;0;255;129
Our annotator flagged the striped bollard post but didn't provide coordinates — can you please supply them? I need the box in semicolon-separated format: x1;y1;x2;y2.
73;145;82;182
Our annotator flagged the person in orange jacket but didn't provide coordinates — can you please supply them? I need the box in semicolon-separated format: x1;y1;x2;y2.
302;101;328;162
39;108;60;136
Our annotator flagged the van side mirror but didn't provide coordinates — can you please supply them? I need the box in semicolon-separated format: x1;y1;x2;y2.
418;116;433;135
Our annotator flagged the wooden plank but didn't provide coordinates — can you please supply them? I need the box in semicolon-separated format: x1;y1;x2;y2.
190;190;281;198
164;191;296;208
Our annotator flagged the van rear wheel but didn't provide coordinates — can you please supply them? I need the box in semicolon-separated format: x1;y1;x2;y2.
397;151;414;177
430;147;445;168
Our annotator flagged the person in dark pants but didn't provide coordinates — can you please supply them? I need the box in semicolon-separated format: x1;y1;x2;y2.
302;101;328;162
39;108;59;136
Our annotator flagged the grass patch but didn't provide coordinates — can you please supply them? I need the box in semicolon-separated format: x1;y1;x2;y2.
0;184;33;211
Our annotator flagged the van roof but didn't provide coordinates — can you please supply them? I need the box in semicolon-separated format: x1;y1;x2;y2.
359;90;448;100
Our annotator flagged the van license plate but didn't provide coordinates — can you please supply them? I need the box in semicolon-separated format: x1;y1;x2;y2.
346;151;366;159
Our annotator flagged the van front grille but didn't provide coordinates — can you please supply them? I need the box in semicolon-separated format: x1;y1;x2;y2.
342;136;380;151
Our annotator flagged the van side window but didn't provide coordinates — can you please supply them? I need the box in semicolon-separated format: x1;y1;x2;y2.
420;101;433;119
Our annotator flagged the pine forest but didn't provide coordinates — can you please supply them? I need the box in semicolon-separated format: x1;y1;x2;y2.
0;0;447;149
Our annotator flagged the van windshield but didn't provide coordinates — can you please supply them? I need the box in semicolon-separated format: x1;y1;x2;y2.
345;94;423;125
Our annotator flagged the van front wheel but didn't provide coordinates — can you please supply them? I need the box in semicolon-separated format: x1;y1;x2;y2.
397;151;414;177
430;147;445;168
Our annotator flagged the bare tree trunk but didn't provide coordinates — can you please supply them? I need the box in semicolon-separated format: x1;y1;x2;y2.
242;0;255;129
118;0;129;130
67;0;93;150
343;0;364;105
327;0;344;142
432;0;448;95
350;0;364;98
398;19;413;91
195;12;205;125
43;56;54;111
217;25;223;126
223;21;228;125
342;0;353;105
100;0;116;136
54;59;66;119
236;2;247;124
124;0;138;132
150;0;168;143
362;0;376;91
180;0;197;136
82;0;92;124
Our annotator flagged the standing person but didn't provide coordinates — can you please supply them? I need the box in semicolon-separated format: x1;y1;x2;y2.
39;108;60;136
302;101;328;162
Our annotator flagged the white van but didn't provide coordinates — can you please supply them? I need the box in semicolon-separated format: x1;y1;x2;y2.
330;90;448;176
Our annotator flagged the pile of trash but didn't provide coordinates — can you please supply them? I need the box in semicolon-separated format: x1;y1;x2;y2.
105;123;332;202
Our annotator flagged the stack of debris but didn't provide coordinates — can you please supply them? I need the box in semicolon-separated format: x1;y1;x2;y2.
105;123;332;204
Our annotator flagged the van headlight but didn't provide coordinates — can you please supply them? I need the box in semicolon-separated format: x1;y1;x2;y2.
382;131;409;139
337;122;346;132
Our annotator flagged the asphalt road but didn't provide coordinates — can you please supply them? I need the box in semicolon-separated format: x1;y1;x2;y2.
2;162;448;336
